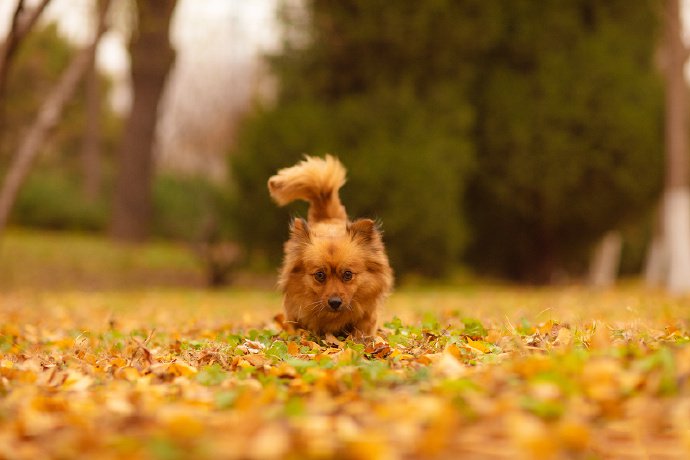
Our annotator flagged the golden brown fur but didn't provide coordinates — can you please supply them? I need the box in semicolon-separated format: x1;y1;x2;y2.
268;155;393;337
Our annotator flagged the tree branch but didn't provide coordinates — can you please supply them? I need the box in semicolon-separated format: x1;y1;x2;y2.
0;0;111;235
0;0;51;96
16;0;51;43
0;0;26;103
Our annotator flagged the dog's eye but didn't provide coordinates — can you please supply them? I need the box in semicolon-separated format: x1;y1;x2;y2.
313;271;326;283
342;270;353;282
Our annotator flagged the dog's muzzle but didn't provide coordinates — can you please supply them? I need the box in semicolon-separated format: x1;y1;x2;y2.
328;296;343;311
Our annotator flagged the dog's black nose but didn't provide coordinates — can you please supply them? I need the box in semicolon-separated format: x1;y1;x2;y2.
328;296;342;311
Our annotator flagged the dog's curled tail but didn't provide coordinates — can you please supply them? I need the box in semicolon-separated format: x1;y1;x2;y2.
268;154;347;223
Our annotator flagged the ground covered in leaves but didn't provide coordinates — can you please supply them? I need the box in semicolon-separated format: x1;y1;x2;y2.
2;286;690;459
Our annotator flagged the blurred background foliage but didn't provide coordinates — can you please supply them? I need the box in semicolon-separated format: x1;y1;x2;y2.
1;7;232;246
231;0;663;280
467;1;663;282
0;0;667;284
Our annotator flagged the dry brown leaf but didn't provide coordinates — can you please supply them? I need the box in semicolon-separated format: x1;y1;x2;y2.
239;339;266;354
244;354;270;367
553;327;573;347
324;333;343;347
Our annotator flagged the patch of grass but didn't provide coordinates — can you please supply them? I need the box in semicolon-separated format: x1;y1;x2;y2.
0;228;203;290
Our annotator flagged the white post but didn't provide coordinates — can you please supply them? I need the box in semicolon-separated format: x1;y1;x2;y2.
665;188;690;293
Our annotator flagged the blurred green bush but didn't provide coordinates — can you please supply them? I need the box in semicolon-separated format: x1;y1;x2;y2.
232;94;473;277
153;174;236;242
466;1;663;282
232;0;663;281
12;170;236;244
230;0;495;278
13;170;108;231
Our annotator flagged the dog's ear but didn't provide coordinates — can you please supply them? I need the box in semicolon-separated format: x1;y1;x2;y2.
348;218;378;243
289;218;310;243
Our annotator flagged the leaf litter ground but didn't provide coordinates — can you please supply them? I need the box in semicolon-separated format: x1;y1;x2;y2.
2;286;690;459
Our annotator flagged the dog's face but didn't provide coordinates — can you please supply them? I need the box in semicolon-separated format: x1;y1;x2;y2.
279;218;392;334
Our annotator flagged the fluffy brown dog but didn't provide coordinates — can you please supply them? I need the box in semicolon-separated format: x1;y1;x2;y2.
268;155;393;337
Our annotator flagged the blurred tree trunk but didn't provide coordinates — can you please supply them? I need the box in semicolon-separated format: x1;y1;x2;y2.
0;0;51;102
81;0;107;204
0;0;51;154
588;231;622;288
659;0;690;294
110;0;177;242
645;206;667;285
0;0;110;237
81;55;102;201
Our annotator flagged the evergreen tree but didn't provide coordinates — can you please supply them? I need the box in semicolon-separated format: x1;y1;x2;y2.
233;0;663;281
467;0;663;282
232;0;498;277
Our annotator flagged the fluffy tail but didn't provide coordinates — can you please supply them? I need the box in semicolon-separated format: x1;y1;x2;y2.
268;155;347;223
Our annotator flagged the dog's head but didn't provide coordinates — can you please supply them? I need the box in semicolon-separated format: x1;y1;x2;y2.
280;218;392;322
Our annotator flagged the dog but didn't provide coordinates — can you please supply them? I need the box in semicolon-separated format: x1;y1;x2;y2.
268;155;393;338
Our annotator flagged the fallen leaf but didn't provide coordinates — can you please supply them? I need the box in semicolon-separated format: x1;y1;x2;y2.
553;327;572;347
325;333;343;347
239;339;266;354
168;361;198;377
466;338;490;354
432;350;466;378
287;341;300;356
114;366;140;381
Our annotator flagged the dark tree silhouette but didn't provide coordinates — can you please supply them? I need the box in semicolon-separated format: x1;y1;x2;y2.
110;0;177;242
